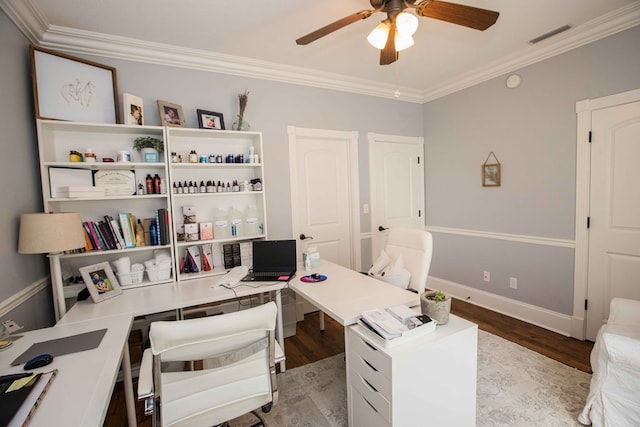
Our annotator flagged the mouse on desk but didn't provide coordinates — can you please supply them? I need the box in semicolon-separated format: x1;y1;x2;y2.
24;354;54;370
311;273;321;280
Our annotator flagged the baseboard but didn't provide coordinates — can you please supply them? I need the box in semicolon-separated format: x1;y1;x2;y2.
428;276;574;337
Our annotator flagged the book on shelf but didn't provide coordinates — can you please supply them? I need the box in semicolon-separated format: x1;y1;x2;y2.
86;221;106;251
105;215;126;249
118;213;136;248
97;220;117;250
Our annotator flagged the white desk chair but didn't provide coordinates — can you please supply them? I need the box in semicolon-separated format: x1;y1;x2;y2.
318;227;433;330
138;302;283;427
383;227;433;295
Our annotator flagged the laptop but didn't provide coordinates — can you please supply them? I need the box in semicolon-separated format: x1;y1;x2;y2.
241;239;297;282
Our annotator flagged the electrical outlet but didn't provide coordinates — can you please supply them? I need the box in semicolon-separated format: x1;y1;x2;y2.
483;271;490;282
2;320;23;334
510;277;518;289
363;203;369;214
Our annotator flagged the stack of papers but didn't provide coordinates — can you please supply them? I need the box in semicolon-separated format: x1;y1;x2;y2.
359;306;436;345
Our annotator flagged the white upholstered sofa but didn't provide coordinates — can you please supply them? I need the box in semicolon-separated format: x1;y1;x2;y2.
579;298;640;426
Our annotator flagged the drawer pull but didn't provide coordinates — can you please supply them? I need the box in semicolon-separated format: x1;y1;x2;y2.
363;340;378;351
363;396;379;413
362;358;378;372
363;377;378;392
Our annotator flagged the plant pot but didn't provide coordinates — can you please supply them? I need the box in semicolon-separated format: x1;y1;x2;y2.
420;292;451;325
232;115;250;131
141;147;159;162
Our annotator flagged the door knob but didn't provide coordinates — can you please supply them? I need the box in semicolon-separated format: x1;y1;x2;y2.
378;226;388;232
299;234;314;240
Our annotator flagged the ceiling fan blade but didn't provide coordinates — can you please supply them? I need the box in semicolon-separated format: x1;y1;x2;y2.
416;0;499;31
380;22;397;65
296;10;374;45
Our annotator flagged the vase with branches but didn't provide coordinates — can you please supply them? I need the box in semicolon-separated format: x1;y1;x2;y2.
232;89;250;131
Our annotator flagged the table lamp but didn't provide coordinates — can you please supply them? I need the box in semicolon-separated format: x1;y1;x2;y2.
18;212;86;320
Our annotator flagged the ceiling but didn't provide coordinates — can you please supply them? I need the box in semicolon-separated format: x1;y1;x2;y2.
2;0;639;102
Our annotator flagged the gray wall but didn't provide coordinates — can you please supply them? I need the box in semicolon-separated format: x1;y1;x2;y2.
424;26;640;315
0;11;53;329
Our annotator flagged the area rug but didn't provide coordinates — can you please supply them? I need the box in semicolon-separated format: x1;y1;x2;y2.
233;330;592;426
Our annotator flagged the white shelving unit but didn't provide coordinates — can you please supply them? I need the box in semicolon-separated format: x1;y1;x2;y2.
165;127;267;284
36;120;174;318
36;121;270;318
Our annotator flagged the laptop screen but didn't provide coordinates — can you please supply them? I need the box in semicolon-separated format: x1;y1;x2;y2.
252;240;297;273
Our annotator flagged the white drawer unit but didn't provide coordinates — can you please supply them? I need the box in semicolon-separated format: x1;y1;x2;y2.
347;315;478;427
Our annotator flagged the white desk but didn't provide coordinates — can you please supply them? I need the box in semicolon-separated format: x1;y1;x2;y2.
0;314;132;427
57;277;287;427
289;260;420;326
290;260;477;427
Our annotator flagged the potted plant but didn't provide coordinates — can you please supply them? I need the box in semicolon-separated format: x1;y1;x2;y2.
133;136;163;162
420;290;451;325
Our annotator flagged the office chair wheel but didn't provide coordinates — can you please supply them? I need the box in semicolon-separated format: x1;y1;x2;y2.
261;402;273;413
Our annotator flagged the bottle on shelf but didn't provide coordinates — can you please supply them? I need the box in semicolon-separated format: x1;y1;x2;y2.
149;219;159;246
145;174;154;194
229;206;243;237
135;219;146;247
153;174;161;194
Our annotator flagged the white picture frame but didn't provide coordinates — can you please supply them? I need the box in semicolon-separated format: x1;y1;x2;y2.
123;93;144;126
79;262;122;303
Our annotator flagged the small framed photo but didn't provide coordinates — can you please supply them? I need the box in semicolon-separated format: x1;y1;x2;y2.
30;45;119;123
196;109;225;130
158;100;185;127
482;163;501;187
79;262;122;303
124;93;144;125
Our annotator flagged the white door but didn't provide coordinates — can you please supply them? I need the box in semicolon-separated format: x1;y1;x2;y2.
288;126;360;269
586;100;640;340
368;133;425;261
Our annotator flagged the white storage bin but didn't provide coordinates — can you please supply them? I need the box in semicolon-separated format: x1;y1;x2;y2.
117;270;144;287
146;265;172;282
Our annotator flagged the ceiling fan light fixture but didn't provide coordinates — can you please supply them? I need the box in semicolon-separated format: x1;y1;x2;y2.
396;12;418;36
395;33;414;51
367;22;390;49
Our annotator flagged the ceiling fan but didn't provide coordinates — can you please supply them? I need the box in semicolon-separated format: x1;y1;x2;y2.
296;0;499;65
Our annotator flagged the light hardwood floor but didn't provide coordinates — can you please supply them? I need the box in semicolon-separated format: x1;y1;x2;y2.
104;299;594;426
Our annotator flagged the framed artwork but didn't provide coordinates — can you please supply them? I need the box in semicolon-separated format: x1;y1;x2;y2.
30;45;119;124
196;109;225;130
482;152;501;187
79;262;122;303
158;100;185;127
123;93;144;126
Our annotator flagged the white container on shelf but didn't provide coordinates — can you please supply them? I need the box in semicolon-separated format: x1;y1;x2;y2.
214;208;230;239
244;205;259;236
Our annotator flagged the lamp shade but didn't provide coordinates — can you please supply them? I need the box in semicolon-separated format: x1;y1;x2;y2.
18;212;85;254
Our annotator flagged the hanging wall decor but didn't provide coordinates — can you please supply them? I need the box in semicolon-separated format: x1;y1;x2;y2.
482;152;501;187
30;45;119;123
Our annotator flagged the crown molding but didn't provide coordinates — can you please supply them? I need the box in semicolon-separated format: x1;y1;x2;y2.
419;3;640;102
2;0;638;104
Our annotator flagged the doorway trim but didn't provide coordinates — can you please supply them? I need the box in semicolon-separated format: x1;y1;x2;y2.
287;126;361;271
573;87;640;339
